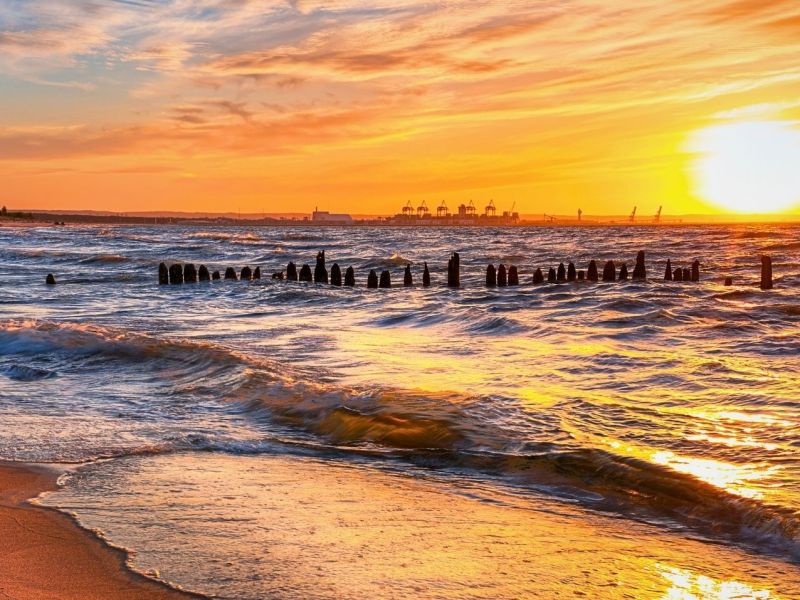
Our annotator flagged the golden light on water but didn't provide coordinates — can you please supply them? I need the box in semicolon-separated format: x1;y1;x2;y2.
658;564;773;600
651;451;769;500
688;120;800;214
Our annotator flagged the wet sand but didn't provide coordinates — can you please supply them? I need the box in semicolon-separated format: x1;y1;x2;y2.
0;461;201;600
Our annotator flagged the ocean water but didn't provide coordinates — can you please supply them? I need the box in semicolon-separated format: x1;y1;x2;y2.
1;223;799;599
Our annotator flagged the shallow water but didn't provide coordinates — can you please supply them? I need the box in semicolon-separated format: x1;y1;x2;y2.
1;223;799;598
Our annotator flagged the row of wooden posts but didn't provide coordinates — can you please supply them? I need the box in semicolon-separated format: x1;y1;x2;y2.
154;251;776;290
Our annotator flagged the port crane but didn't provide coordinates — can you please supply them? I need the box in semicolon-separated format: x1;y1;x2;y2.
466;200;476;216
437;201;449;217
654;206;662;223
629;206;637;223
485;199;496;217
402;201;414;216
543;213;556;223
417;200;430;218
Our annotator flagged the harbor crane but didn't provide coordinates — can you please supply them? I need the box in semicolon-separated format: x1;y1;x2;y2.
485;199;496;217
466;200;476;216
417;200;430;218
402;201;414;216
437;200;449;217
654;205;662;223
629;206;637;223
543;213;556;223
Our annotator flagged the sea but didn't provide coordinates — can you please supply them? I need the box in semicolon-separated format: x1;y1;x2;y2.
1;223;799;599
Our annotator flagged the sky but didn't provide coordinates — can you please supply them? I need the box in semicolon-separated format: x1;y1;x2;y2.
1;0;800;216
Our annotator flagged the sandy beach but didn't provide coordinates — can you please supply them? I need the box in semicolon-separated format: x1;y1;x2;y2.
0;461;200;600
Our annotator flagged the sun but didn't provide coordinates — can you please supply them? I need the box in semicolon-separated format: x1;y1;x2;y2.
687;120;800;213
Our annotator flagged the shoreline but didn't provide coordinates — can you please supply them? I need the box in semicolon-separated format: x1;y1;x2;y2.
0;461;204;600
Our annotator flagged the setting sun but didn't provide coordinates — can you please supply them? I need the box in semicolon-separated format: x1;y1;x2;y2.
688;120;800;214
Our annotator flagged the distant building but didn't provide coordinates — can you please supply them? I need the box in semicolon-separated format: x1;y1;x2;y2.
311;208;353;223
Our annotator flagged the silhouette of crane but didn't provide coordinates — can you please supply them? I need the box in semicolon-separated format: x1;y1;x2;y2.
417;200;429;218
629;206;637;223
466;200;476;216
543;213;556;223
654;205;662;223
485;199;496;217
437;200;449;217
402;201;414;216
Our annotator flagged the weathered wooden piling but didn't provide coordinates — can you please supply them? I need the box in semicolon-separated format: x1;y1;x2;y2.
578;270;585;281
158;262;169;285
682;267;690;282
724;277;733;286
557;263;566;283
691;260;700;283
241;266;252;281
212;270;221;280
619;264;629;280
367;269;378;289
184;263;197;283
632;251;646;280
345;266;355;287
299;264;312;282
664;259;672;281
508;265;519;286
45;273;56;285
286;262;298;281
253;267;261;280
602;260;616;282
404;265;413;287
314;251;328;284
760;255;773;290
198;265;210;281
673;268;683;282
587;260;598;282
497;264;507;287
532;268;544;284
567;262;576;282
447;252;460;288
486;264;497;287
547;267;557;283
379;270;391;288
422;262;430;287
169;264;184;284
331;263;342;286
272;272;284;280
224;267;237;280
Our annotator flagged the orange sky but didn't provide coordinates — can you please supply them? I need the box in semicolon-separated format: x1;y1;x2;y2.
2;0;800;215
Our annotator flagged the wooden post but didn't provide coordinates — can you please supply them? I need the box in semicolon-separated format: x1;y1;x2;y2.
602;260;616;282
170;264;184;284
556;263;565;282
272;272;284;280
691;260;700;283
345;266;355;287
198;265;210;281
632;250;646;280
760;255;773;290
587;260;598;282
664;259;672;281
299;264;312;282
379;270;391;288
673;268;683;282
547;267;557;283
578;270;585;281
331;263;342;286
159;262;169;285
619;264;628;280
486;264;497;287
212;271;220;280
241;266;252;280
286;262;298;281
682;267;690;281
497;264;507;286
404;265;413;287
724;277;733;286
567;262;576;281
422;262;431;287
367;269;378;289
447;252;460;288
314;251;328;284
253;267;261;280
224;267;237;280
45;273;56;285
532;268;544;284
508;265;519;286
184;263;197;283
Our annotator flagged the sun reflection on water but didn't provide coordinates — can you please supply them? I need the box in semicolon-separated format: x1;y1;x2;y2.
658;564;773;599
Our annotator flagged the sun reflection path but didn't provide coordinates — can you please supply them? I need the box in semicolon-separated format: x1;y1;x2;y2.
659;563;773;600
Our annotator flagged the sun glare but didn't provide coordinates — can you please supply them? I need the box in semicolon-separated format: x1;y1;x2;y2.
688;120;800;213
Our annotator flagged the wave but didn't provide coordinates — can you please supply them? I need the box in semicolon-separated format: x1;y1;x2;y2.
78;254;130;264
194;231;264;245
2;319;799;561
0;363;57;381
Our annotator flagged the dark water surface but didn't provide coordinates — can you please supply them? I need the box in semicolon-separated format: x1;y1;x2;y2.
1;224;798;599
